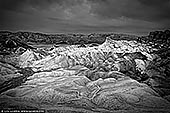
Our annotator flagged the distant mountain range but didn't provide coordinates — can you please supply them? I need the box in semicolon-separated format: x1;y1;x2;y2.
0;30;169;55
0;31;138;45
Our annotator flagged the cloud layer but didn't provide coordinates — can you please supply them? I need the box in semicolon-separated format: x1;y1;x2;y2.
0;0;170;35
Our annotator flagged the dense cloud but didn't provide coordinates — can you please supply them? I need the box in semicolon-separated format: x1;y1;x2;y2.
0;0;169;35
89;0;170;21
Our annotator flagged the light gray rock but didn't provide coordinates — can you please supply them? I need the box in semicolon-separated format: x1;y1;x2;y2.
1;38;170;113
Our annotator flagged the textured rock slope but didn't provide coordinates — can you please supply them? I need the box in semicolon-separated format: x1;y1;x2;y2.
0;37;170;113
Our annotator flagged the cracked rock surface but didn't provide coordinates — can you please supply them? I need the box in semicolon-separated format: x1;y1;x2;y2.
0;37;170;113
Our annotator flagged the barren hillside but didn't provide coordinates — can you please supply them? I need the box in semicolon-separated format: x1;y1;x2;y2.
0;30;170;113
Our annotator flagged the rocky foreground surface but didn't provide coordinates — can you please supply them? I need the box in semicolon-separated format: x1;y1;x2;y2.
0;30;170;113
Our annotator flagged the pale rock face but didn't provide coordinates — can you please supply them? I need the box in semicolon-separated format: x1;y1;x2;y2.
1;37;170;112
1;71;170;112
135;59;146;74
141;52;153;61
18;50;40;68
18;37;152;72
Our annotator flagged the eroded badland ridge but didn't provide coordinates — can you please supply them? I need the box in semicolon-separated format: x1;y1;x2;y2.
0;30;170;113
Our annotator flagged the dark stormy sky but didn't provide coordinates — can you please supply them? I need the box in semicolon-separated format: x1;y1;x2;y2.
0;0;170;35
